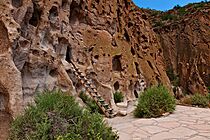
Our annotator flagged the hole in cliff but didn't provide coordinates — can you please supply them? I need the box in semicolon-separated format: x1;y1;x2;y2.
94;55;99;60
12;0;23;8
114;81;120;91
48;6;58;20
128;22;133;28
135;62;140;74
69;1;81;24
147;61;153;69
49;69;57;77
131;47;135;55
142;14;147;20
124;0;129;9
124;29;130;42
134;90;138;98
88;47;94;52
142;35;148;42
29;4;42;27
112;55;123;71
66;46;72;63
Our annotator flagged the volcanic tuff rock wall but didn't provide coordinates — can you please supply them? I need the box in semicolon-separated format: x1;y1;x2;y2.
145;3;210;95
0;0;170;116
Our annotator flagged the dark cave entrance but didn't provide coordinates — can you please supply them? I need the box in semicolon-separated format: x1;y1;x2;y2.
66;46;72;63
114;81;120;91
12;0;23;8
48;6;58;21
29;3;42;27
134;62;140;74
112;55;123;72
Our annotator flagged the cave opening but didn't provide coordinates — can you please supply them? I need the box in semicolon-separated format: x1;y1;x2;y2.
114;81;120;91
147;61;153;69
29;3;42;27
12;0;23;8
134;90;138;98
69;1;80;24
134;62;140;74
131;46;135;55
112;55;123;71
49;69;57;77
48;6;58;21
124;29;130;42
66;46;72;63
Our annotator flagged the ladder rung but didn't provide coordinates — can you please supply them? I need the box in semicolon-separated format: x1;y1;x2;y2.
98;99;105;103
103;103;109;108
107;108;113;113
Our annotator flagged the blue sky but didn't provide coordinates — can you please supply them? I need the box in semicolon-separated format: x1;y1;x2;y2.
133;0;209;11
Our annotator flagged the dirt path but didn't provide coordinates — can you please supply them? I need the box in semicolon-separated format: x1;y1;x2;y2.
0;111;12;140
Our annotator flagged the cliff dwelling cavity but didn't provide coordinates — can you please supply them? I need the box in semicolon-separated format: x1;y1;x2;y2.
124;29;130;42
66;46;72;63
112;55;123;71
48;6;58;21
114;81;120;91
69;1;81;24
29;3;42;27
12;0;23;8
134;62;140;74
131;47;135;55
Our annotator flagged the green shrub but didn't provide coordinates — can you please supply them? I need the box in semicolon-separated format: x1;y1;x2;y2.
79;91;101;113
193;3;205;9
161;14;177;21
114;91;124;103
134;85;176;118
10;90;118;140
191;93;209;107
178;8;188;16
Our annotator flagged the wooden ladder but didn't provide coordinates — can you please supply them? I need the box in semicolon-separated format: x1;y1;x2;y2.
70;62;116;118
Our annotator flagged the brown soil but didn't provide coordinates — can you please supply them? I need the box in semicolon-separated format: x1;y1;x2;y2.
0;111;12;140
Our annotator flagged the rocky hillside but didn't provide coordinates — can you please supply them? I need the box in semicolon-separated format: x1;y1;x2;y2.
0;0;171;116
143;1;210;96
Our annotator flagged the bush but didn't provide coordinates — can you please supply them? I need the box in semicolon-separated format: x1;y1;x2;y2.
79;91;101;113
134;85;176;118
10;90;118;140
191;93;209;108
161;14;177;21
178;8;188;16
114;91;124;103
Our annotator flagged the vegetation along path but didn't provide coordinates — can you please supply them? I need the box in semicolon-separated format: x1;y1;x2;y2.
107;105;210;140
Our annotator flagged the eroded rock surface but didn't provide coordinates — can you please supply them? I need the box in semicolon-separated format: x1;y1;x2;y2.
144;2;210;95
0;0;170;116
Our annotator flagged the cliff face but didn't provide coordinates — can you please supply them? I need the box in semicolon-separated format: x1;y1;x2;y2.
144;2;210;95
0;0;170;116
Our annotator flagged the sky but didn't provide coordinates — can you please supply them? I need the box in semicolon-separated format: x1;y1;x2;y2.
133;0;209;11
